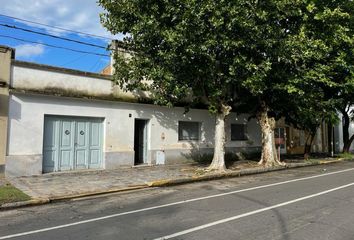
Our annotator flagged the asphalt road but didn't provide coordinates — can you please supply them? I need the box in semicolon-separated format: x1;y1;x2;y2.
1;161;354;240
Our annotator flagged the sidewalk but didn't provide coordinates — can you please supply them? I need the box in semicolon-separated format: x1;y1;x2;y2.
7;164;198;200
6;158;344;204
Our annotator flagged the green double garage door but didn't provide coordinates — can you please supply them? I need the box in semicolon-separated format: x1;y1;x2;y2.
43;116;103;173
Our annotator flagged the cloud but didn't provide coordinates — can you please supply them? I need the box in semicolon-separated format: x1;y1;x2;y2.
0;0;121;40
15;43;45;58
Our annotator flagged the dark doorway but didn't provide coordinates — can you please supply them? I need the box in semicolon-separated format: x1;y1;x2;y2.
134;119;148;165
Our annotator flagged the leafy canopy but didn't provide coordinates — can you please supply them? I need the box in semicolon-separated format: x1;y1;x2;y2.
283;0;354;131
99;0;309;114
99;0;353;128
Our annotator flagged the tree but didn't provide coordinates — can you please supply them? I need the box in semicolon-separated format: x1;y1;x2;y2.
98;0;311;169
293;0;354;153
230;1;310;166
254;0;353;159
99;0;351;169
99;0;254;171
339;100;354;153
232;0;354;163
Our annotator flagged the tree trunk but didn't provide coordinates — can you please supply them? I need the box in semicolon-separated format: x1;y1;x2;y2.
342;110;350;153
343;134;354;153
257;105;284;167
304;132;315;159
207;104;231;172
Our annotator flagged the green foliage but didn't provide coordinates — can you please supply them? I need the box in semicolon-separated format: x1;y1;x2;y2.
99;0;353;140
0;184;30;205
99;0;257;112
190;151;260;166
99;0;313;116
288;0;353;133
263;0;353;135
338;152;354;160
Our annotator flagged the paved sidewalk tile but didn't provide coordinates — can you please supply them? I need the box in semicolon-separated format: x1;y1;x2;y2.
6;158;341;200
7;165;198;199
0;174;8;187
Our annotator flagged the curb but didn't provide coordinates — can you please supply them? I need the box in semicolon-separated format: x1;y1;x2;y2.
0;158;348;210
0;185;149;211
50;184;149;202
0;198;50;210
318;158;346;164
147;159;348;187
147;162;313;187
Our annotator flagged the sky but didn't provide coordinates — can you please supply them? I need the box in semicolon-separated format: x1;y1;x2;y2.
0;0;122;73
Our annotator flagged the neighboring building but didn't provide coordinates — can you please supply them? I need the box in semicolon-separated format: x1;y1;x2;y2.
275;118;331;155
0;45;333;177
100;64;112;76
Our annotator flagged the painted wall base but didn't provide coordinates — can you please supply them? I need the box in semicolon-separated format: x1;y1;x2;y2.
150;147;261;165
6;155;43;177
5;147;262;176
6;152;135;176
105;151;134;168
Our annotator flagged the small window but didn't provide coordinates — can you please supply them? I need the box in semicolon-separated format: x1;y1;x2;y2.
231;124;247;141
178;121;201;141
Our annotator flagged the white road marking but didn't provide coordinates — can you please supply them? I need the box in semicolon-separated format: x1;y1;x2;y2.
153;182;354;240
1;167;354;239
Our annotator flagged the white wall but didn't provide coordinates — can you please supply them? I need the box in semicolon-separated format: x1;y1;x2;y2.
8;94;261;156
7;62;262;176
12;65;111;95
11;64;140;100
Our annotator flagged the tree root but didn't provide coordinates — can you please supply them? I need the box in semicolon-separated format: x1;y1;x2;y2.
258;159;286;167
205;164;227;173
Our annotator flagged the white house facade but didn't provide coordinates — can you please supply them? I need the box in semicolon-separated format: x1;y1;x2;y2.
1;46;264;176
0;45;337;177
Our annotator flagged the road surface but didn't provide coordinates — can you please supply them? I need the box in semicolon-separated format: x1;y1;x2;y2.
1;161;354;240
